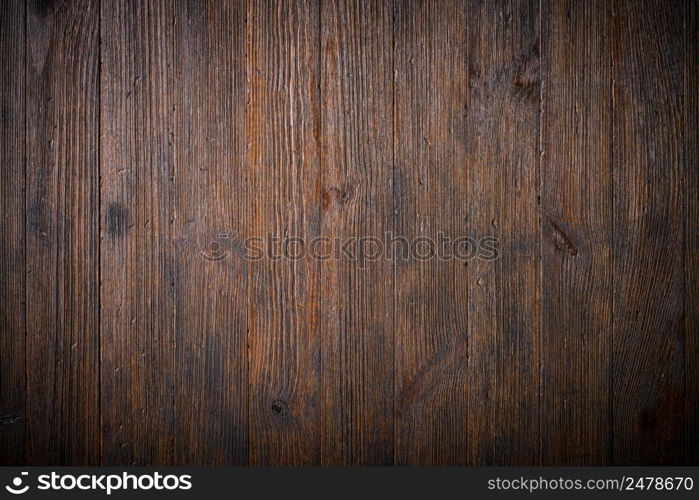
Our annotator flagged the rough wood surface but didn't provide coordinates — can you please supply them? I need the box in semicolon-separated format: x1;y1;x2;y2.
1;0;697;466
685;0;699;466
100;0;176;465
394;0;469;465
25;0;100;464
0;0;26;466
320;0;394;465
246;0;322;465
466;0;541;465
172;0;248;465
612;0;686;465
540;0;613;465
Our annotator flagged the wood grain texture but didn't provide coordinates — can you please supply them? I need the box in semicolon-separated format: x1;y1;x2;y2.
172;0;248;465
466;0;541;465
1;0;697;466
685;0;699;466
0;0;26;466
320;0;394;465
612;0;686;465
100;0;176;465
246;0;322;465
393;0;469;465
540;0;613;465
25;0;100;465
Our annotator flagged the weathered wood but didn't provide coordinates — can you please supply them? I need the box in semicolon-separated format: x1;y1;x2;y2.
612;0;686;465
1;0;697;466
394;0;469;465
685;0;699;466
0;0;26;465
100;0;176;465
466;0;541;465
320;0;394;466
25;0;100;464
172;0;248;465
247;0;322;465
540;0;613;465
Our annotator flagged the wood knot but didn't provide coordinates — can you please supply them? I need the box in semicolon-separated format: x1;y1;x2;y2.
513;58;540;88
512;44;540;102
340;187;354;202
322;183;355;210
271;399;289;417
546;215;579;256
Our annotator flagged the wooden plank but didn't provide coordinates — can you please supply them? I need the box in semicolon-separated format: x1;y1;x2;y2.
466;0;541;465
25;0;100;464
247;0;322;465
612;0;685;465
5;0;697;466
540;0;613;465
320;0;394;465
685;0;699;466
172;0;248;465
0;0;26;465
393;0;469;465
100;0;176;465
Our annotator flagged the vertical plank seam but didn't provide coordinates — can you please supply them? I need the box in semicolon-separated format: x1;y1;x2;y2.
537;0;544;466
609;0;616;466
56;3;63;461
53;3;61;458
23;0;29;465
391;0;396;466
318;0;324;466
136;0;142;465
464;0;470;465
682;0;689;464
245;0;257;465
317;0;323;464
242;0;249;466
97;0;103;466
171;0;177;466
465;0;470;465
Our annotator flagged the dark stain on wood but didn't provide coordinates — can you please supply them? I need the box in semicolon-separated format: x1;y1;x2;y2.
513;43;541;102
0;0;697;466
271;400;290;417
106;202;129;239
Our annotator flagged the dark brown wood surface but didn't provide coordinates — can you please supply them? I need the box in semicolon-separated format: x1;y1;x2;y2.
1;0;697;466
321;0;394;465
612;0;687;465
0;0;26;466
173;0;248;466
540;0;613;464
466;0;541;465
247;0;322;465
686;0;699;465
24;0;100;464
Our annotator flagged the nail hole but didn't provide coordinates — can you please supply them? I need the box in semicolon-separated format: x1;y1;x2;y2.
271;399;289;417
